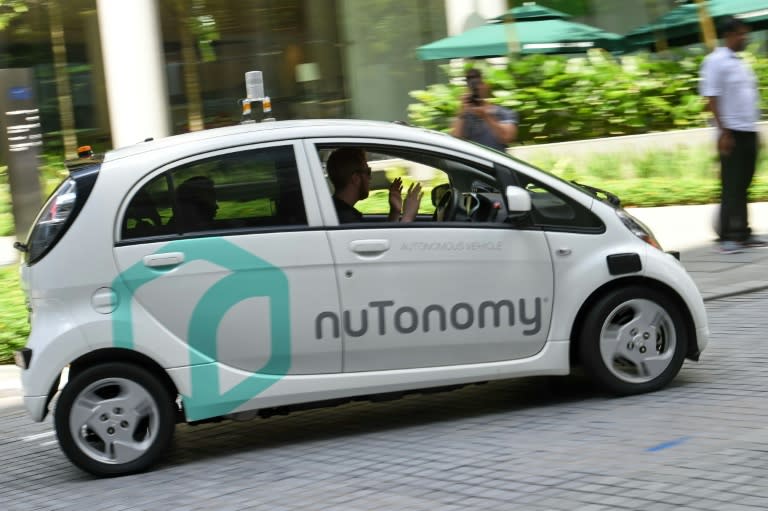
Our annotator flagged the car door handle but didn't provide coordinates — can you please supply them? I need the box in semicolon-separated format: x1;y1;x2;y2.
349;239;390;255
143;252;185;268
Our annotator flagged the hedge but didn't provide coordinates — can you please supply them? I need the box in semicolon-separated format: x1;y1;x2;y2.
407;48;768;145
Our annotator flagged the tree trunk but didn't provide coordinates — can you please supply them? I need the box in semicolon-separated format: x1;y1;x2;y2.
694;0;716;51
47;0;78;159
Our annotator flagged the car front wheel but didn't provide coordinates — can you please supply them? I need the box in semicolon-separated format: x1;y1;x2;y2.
579;286;688;396
54;362;176;477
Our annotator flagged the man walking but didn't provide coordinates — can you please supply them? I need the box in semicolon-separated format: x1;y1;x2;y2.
700;16;766;254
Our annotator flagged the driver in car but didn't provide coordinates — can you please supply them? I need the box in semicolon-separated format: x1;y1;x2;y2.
326;147;422;223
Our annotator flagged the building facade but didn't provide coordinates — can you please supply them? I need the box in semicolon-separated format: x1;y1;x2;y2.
0;0;674;152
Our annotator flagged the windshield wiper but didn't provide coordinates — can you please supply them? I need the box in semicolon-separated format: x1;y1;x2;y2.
573;181;621;207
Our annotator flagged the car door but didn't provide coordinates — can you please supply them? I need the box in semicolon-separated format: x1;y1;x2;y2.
113;141;342;381
305;139;554;373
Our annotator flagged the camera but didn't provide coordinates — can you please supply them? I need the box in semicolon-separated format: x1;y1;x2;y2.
468;77;482;105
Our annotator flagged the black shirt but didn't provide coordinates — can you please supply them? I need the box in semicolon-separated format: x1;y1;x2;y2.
333;196;363;223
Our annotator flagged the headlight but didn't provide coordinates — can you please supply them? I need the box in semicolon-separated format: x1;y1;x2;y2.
616;209;662;250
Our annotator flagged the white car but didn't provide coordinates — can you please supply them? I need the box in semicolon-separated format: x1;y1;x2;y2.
14;119;708;476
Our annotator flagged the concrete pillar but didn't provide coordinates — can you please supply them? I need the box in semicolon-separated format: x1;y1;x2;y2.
445;0;507;36
96;0;170;148
80;10;111;143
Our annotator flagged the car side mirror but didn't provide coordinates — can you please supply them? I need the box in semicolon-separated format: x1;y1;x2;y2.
431;183;450;207
505;185;531;213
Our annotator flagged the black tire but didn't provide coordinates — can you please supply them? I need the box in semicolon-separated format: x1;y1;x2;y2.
579;286;688;396
54;362;176;477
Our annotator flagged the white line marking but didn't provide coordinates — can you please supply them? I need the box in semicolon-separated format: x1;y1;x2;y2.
20;431;55;442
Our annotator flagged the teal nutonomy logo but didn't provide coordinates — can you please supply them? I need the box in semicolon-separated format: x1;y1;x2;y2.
112;237;290;421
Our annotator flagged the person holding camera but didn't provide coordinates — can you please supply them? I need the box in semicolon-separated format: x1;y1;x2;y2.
451;68;518;152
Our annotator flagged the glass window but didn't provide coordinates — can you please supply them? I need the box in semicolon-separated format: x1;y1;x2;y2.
319;145;449;223
359;152;448;218
121;175;172;239
121;145;306;240
514;173;604;232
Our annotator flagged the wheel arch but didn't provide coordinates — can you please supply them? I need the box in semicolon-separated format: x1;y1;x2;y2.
568;276;699;366
67;348;180;416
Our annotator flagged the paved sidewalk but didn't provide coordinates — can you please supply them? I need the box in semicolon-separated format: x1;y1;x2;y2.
627;202;768;301
2;202;768;395
0;365;21;402
0;235;16;266
0;238;21;397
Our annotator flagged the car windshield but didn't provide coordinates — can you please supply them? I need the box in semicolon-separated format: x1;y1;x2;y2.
486;145;621;208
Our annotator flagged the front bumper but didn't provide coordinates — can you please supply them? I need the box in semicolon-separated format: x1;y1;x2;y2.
692;324;709;360
23;395;50;422
14;348;32;369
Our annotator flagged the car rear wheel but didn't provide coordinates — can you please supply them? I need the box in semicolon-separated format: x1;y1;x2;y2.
579;286;688;395
54;362;176;477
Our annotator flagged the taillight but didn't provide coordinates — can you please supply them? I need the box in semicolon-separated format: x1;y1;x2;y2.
26;178;78;263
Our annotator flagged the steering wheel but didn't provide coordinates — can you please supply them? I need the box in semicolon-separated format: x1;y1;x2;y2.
433;187;461;222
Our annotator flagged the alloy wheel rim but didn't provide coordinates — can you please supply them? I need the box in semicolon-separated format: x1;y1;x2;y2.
68;377;160;465
599;298;676;384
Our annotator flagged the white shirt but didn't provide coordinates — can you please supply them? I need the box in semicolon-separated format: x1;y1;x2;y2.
699;46;760;132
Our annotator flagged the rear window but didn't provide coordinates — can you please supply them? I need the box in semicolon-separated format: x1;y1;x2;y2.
121;145;307;240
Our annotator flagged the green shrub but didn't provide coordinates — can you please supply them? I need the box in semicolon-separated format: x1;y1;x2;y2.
522;143;768;207
527;145;721;183
0;157;67;237
0;266;28;365
407;49;768;145
0;184;11;237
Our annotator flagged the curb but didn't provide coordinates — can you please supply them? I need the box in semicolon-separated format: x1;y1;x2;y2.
0;236;18;267
0;364;21;388
703;284;768;302
0;365;21;400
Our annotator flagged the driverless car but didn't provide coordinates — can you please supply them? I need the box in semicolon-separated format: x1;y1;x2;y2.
14;119;708;476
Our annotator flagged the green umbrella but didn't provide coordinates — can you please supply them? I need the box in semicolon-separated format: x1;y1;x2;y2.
625;0;768;51
416;12;624;60
624;3;702;49
710;0;768;25
492;3;571;22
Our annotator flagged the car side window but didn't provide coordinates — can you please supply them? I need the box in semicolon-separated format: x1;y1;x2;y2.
516;174;604;232
121;145;307;240
364;154;449;218
121;175;172;239
319;146;449;222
